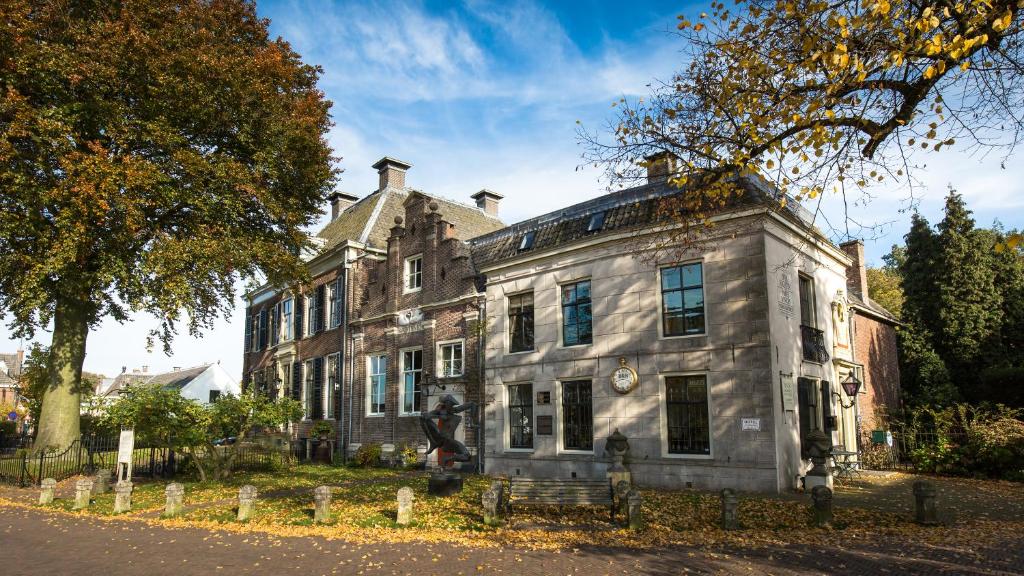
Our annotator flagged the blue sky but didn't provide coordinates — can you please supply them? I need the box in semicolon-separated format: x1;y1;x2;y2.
2;0;1022;380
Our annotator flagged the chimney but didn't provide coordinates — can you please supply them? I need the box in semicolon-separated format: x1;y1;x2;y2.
172;366;181;372
142;365;149;373
471;189;503;217
840;239;869;298
328;192;359;220
644;152;678;185
372;157;412;191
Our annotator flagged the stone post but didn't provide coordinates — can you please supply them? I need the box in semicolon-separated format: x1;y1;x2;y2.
113;481;133;514
627;489;643;531
913;480;938;525
237;485;257;522
38;478;56;505
811;485;833;527
163;482;184;518
720;488;739;530
481;487;499;526
615;480;631;522
490;480;505;512
92;469;112;495
313;485;332;524
804;429;833;490
396;486;414;526
74;478;93;510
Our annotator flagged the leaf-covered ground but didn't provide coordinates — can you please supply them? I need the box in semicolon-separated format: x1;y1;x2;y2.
9;466;1024;553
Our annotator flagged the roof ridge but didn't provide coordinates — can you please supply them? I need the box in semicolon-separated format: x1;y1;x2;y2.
359;189;393;244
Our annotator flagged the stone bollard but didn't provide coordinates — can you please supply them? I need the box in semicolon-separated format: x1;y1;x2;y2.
490;480;505;512
720;488;739;530
113;481;133;514
481;488;499;526
913;480;939;525
396;486;414;526
811;485;833;527
39;478;57;505
74;478;93;510
163;483;185;518
92;469;112;495
236;485;257;522
615;480;631;522
627;489;643;531
313;485;332;524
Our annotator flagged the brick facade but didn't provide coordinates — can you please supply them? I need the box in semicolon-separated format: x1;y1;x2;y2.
853;312;901;431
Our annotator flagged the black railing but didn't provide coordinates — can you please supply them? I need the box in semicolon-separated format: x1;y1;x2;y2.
800;324;829;363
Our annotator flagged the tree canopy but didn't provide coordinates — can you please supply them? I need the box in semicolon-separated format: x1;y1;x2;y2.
0;0;337;449
582;0;1023;243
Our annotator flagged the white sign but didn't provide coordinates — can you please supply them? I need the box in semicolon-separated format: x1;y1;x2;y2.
780;374;797;411
117;429;135;464
741;418;761;431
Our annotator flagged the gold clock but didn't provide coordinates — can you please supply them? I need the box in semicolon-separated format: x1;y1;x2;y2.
610;357;638;394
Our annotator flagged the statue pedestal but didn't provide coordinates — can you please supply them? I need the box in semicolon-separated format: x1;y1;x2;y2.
607;469;631;488
428;471;463;497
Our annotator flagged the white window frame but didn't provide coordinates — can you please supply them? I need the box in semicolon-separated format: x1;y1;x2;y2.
505;382;535;452
305;295;316;337
658;372;714;459
366;354;386;417
404;254;423;293
328;282;340;329
555;379;595;455
398;347;423;416
437;339;465;378
302;359;315;420
657;260;708;340
281;298;294;342
326;353;339;420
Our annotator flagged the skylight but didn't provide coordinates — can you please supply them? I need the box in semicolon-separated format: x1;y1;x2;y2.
518;230;536;251
586;211;606;233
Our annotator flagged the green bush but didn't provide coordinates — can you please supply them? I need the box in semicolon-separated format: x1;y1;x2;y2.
309;420;334;438
354;443;382;467
397;443;420;469
903;404;1024;480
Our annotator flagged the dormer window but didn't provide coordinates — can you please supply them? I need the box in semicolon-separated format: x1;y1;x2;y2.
518;231;536;251
586;211;606;233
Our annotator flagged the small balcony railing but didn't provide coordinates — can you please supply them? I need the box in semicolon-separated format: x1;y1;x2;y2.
801;324;829;363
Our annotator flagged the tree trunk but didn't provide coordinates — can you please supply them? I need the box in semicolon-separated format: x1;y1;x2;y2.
33;298;89;451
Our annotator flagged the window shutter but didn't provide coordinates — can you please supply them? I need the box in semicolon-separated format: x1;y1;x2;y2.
243;309;252;353
797;377;813;457
315;284;326;333
820;381;833;432
271;303;280;346
292;361;302;400
258;309;268;349
294;295;304;340
312;357;324;419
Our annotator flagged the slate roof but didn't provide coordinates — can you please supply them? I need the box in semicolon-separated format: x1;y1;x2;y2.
316;189;504;252
145;365;210;390
849;292;900;325
469;176;815;268
0;352;22;388
102;372;152;397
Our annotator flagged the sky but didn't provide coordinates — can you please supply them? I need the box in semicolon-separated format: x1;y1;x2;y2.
2;0;1022;380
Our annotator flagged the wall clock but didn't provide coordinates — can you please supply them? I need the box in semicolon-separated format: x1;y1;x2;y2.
611;357;638;394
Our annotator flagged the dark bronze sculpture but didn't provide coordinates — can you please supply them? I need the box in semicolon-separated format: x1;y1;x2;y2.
419;394;475;469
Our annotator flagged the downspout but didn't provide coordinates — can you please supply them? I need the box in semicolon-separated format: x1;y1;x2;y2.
338;260;349;463
477;296;486;475
346;264;356;464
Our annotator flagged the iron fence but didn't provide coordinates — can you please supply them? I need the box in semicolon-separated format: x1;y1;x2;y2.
860;427;969;471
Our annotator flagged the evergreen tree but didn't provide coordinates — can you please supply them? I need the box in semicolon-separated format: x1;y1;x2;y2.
900;213;941;338
934;192;1003;396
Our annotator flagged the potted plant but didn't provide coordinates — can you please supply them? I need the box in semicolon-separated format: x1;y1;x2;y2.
310;420;334;440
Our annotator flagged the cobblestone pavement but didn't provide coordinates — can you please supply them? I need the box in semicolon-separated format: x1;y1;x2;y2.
2;504;1022;575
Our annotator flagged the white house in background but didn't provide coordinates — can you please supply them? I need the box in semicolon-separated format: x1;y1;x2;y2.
103;364;240;405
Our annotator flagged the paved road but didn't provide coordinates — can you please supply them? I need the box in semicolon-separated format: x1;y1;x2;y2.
2;504;1021;575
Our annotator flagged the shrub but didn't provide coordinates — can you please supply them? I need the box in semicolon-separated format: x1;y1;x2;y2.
397;443;420;469
902;404;1024;480
354;443;382;467
309;420;334;438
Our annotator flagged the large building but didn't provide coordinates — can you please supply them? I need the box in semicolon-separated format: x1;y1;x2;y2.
469;161;897;492
241;155;901;492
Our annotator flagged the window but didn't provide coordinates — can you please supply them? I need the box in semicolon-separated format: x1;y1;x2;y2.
281;299;293;341
561;280;592;346
665;375;711;455
439;341;464;377
257;308;269;349
400;349;422;414
326;354;338;419
303;359;315;419
508;383;533;449
508;292;535;352
404;255;422;292
306;295;317;337
208;390;221;403
328;281;341;329
368;355;386;416
586;211;606;233
518;230;536;251
661;262;705;336
798;274;816;327
561;380;593;451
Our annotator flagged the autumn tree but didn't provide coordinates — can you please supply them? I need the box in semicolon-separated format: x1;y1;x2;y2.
581;0;1023;244
0;1;336;450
